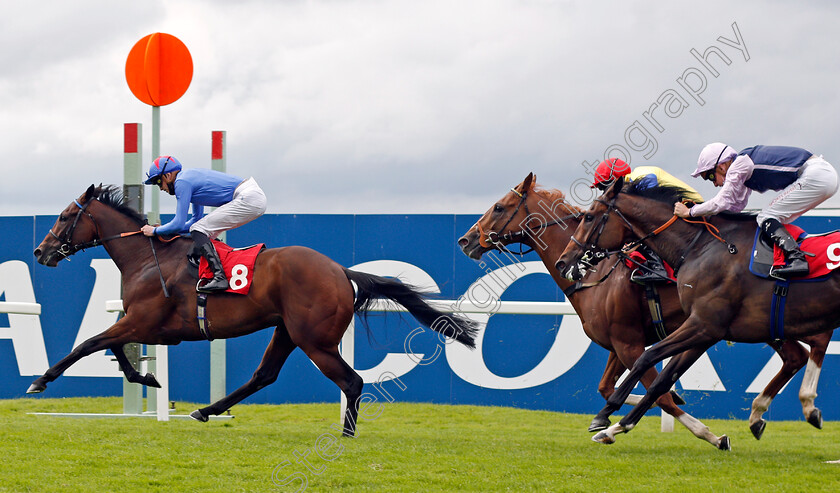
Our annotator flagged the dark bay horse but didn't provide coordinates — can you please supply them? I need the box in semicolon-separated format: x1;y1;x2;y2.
555;177;837;447
30;185;478;436
460;173;829;445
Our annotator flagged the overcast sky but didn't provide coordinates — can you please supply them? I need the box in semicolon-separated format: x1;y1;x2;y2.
3;0;840;216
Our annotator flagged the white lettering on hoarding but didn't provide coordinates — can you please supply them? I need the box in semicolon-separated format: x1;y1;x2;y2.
0;260;49;375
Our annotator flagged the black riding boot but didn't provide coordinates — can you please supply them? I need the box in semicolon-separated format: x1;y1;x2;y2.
762;218;809;279
630;248;670;284
197;242;229;292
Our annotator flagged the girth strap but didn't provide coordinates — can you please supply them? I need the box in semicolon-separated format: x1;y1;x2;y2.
770;280;789;341
197;293;213;340
644;284;668;341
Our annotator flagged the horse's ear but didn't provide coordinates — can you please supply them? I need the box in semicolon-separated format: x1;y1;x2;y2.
84;184;96;202
605;176;624;199
520;172;535;192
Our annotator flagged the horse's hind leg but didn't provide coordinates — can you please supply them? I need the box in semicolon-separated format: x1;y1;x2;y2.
191;325;296;422
799;332;830;430
111;345;161;388
304;347;364;437
749;340;807;440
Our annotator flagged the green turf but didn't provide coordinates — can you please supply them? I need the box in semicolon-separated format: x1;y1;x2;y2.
1;397;838;492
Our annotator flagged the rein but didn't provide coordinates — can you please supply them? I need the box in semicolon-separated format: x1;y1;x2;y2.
571;196;737;275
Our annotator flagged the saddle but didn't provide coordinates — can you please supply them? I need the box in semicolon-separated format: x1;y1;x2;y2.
196;240;265;295
749;224;840;280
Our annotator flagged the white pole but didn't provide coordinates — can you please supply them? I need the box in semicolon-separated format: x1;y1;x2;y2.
155;345;170;421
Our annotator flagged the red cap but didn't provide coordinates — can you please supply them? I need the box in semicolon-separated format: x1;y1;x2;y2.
591;158;631;188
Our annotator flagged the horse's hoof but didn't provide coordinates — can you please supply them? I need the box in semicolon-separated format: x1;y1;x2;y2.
592;431;615;445
807;409;823;430
190;410;209;422
718;435;731;451
750;419;766;440
26;382;45;394
588;416;611;433
144;373;162;388
669;390;686;406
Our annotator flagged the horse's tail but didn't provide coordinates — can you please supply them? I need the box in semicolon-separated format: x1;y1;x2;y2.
343;268;478;349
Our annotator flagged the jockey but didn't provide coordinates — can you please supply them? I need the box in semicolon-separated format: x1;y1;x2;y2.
141;156;267;292
591;158;704;283
591;158;704;203
674;143;839;279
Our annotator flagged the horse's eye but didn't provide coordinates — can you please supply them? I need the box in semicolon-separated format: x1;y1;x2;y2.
584;214;594;222
59;215;67;222
493;204;504;213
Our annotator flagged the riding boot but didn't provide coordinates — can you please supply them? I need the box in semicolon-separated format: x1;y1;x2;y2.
630;248;670;284
761;218;810;279
197;242;229;293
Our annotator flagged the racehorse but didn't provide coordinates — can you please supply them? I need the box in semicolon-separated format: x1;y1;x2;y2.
555;177;837;447
31;184;478;436
460;173;829;445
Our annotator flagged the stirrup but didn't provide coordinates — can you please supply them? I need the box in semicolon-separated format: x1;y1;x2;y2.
770;259;809;279
630;267;670;284
197;277;229;293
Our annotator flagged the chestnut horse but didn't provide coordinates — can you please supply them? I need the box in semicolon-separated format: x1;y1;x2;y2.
460;173;829;444
30;185;477;436
555;178;836;447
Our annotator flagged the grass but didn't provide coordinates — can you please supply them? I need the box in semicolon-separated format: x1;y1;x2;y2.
1;397;839;492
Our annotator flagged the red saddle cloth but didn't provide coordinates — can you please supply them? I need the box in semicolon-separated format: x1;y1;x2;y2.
198;240;265;294
773;225;840;279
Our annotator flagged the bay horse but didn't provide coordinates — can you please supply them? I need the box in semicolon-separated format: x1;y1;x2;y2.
30;184;478;436
555;177;836;447
459;173;828;445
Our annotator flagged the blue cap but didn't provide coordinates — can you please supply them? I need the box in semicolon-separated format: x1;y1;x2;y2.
144;156;182;184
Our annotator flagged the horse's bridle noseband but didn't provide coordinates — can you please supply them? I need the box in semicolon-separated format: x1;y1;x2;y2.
476;188;580;256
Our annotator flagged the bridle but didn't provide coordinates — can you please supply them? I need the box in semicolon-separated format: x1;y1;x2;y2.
49;199;103;259
476;188;580;256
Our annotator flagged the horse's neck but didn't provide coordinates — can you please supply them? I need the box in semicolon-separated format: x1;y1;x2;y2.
527;220;578;291
625;201;705;269
91;203;160;275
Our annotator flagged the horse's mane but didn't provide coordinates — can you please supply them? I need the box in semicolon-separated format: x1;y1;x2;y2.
533;185;585;215
623;180;756;221
93;185;146;225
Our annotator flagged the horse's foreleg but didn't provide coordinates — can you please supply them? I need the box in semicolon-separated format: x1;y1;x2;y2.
750;340;807;439
593;330;696;428
111;345;161;389
589;352;626;432
597;352;624;401
617;343;725;448
27;325;130;394
192;326;295;422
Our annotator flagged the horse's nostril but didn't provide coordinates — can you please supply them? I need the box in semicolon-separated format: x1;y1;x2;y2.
33;248;41;258
457;237;469;247
555;260;566;271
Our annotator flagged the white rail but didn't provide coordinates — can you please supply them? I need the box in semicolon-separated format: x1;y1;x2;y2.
0;302;41;315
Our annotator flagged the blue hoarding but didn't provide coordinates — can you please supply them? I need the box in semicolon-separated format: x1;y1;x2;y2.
3;213;840;422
